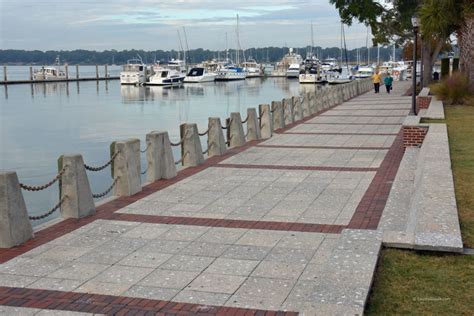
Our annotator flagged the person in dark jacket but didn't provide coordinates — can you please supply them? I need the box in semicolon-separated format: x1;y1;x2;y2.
384;73;394;93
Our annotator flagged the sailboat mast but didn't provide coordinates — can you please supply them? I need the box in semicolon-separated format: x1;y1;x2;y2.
377;45;380;66
183;26;190;64
340;22;343;64
366;26;370;65
393;44;396;62
311;21;315;56
177;29;184;61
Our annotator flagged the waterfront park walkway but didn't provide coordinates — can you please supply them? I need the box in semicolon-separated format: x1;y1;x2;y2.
1;81;414;315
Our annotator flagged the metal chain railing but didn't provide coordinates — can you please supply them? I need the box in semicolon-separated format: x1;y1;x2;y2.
29;196;66;221
92;177;119;199
174;158;183;165
84;151;119;172
202;148;209;155
198;129;209;136
221;119;230;130
241;115;249;124
141;167;148;175
19;167;67;192
140;143;151;153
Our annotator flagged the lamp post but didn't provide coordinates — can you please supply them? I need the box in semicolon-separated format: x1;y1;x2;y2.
410;14;420;116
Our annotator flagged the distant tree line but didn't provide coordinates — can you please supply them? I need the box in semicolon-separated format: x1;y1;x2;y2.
0;47;401;65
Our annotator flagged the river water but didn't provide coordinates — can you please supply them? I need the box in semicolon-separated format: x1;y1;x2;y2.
1;66;325;224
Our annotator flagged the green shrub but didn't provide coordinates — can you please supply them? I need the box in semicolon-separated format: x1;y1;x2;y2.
430;72;473;105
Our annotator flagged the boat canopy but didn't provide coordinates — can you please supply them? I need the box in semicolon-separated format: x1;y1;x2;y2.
187;68;204;77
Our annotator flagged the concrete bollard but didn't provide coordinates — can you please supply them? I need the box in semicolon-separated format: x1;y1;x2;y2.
336;86;344;104
180;123;204;167
329;87;337;106
283;98;294;125
303;93;311;117
0;171;34;248
321;90;329;109
315;91;323;112
228;112;246;148
246;108;261;141
145;131;177;182
259;104;272;139
58;154;95;219
112;138;141;196
271;101;284;130
208;117;227;157
292;96;303;121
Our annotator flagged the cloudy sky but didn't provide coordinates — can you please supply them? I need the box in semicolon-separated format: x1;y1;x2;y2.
0;0;372;51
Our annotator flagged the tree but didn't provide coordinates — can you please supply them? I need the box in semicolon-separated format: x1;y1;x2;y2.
329;0;473;87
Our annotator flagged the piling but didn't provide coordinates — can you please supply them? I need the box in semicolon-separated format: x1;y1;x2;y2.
246;108;261;141
259;104;272;139
112;139;141;196
181;123;204;167
228;113;246;148
271;101;284;130
105;65;108;79
96;65;99;80
208;118;227;157
29;66;33;81
76;65;80;79
65;65;69;80
0;171;34;248
3;65;6;82
145;131;177;181
283;98;294;125
58;154;95;219
292;96;303;121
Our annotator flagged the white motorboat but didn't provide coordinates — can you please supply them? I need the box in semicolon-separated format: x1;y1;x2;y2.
120;58;151;85
33;56;68;81
147;66;185;86
321;58;341;72
183;67;217;83
355;66;375;78
216;65;247;81
287;63;302;78
242;59;262;78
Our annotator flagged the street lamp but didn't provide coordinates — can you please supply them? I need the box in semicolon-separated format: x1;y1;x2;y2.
410;14;420;115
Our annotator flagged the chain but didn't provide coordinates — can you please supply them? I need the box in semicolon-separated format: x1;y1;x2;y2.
202;148;209;155
198;129;209;136
241;115;249;124
174;158;183;165
29;196;66;221
141;167;148;175
20;167;67;192
140;143;151;153
84;151;119;172
92;178;118;199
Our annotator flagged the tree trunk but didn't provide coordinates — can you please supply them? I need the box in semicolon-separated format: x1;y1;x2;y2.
421;39;432;87
459;15;474;89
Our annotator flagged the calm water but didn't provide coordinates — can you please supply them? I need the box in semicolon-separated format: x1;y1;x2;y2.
1;66;324;224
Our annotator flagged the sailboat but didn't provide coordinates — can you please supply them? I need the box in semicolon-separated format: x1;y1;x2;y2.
216;15;247;81
328;23;353;84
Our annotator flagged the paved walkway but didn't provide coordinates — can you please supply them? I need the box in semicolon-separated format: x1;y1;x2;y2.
0;82;412;315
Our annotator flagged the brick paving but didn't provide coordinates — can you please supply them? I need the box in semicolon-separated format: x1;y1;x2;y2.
0;81;412;315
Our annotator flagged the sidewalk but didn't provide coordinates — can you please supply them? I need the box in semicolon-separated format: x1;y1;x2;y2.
0;82;412;315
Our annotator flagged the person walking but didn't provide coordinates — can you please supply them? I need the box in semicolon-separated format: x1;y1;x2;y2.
372;70;382;93
384;73;394;93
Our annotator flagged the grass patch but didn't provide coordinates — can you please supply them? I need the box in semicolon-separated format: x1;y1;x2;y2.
366;249;474;315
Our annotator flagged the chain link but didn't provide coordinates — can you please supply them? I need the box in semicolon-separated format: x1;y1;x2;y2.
84;151;119;172
29;196;65;221
202;148;209;155
140;143;151;153
20;167;67;192
241;115;249;124
174;158;183;165
170;137;185;147
198;129;209;136
92;178;118;199
141;167;148;175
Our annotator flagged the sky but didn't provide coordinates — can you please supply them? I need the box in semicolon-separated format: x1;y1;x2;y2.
0;0;373;51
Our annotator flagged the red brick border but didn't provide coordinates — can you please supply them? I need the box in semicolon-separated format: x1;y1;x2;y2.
347;130;405;229
0;286;298;315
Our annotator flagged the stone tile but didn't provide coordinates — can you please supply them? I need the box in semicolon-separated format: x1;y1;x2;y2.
222;245;272;261
75;280;130;296
35;310;95;316
186;273;246;294
117;251;173;268
139;269;200;289
276;232;325;250
205;258;259;276
94;237;148;254
120;223;171;239
160;255;215;272
180;242;230;257
234;277;294;301
48;262;110;281
140;240;191;254
92;265;153;284
159;225;210;241
123;285;179;300
0;273;38;288
265;247;315;264
29;277;83;292
0;258;64;277
173;290;230;306
35;246;92;262
225;294;283;310
236;230;285;247
0;306;41;315
251;261;306;280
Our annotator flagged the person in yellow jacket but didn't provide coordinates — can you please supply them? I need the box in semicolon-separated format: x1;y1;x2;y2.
372;70;382;93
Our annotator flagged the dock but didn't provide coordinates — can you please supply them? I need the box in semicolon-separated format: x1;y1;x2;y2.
0;80;463;314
